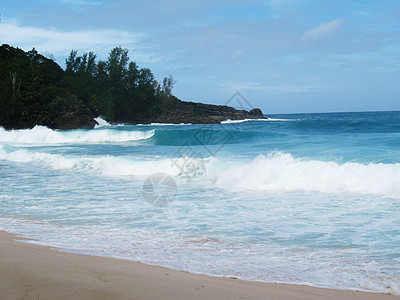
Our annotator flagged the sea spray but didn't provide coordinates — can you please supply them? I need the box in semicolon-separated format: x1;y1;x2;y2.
94;116;111;128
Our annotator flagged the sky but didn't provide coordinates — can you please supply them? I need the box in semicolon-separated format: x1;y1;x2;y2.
1;0;399;114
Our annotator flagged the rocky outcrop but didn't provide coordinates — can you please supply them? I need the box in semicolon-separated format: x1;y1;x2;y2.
52;101;98;130
51;98;266;129
49;98;266;129
148;99;267;124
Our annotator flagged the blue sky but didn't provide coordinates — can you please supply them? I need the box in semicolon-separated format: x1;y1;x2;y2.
1;0;399;113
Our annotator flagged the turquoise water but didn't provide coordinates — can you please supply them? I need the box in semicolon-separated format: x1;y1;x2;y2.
1;111;400;293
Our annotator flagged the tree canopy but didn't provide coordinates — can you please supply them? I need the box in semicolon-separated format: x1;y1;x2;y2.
0;44;175;129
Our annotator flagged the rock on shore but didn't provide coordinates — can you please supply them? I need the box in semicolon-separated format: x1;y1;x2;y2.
147;99;267;124
50;98;266;129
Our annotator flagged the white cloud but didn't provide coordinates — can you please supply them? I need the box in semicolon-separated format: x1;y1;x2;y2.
0;19;144;62
301;19;344;42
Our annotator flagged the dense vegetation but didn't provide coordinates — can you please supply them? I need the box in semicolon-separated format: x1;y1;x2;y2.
0;44;174;129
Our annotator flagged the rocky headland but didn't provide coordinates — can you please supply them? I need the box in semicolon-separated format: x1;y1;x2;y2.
0;44;266;130
147;99;266;125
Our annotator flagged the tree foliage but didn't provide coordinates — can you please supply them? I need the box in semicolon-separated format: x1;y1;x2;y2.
0;44;175;129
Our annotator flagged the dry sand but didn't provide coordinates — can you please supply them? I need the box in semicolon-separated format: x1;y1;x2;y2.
0;230;398;300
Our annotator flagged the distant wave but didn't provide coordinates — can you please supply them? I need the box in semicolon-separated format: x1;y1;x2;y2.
221;118;269;124
221;118;296;124
265;118;298;121
213;152;400;199
0;126;155;144
138;123;193;126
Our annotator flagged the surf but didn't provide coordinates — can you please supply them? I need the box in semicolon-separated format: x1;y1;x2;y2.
0;126;155;145
211;152;400;199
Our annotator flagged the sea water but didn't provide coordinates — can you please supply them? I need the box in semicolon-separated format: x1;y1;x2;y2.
0;111;400;293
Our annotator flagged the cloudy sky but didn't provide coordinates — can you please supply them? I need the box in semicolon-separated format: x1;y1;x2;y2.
1;0;399;113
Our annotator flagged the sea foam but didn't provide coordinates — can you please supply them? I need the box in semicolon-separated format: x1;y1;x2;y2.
0;126;155;144
220;118;294;124
0;146;211;177
2;143;399;199
94;116;111;128
211;152;400;199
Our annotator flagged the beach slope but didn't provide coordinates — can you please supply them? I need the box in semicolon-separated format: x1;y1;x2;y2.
0;230;397;300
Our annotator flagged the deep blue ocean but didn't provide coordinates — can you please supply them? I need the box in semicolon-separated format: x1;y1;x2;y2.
1;111;400;293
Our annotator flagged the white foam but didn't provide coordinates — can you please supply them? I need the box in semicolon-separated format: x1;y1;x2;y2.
265;118;297;121
137;123;193;126
220;118;295;124
2;144;399;199
221;118;269;124
0;216;399;295
211;152;400;199
94;116;111;128
0;146;212;178
0;126;155;145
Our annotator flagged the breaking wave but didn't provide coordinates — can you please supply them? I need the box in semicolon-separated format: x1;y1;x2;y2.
0;146;210;178
94;116;111;128
212;152;400;199
0;126;155;144
1;143;399;199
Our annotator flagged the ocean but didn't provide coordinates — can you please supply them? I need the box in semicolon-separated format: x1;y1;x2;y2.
1;111;399;294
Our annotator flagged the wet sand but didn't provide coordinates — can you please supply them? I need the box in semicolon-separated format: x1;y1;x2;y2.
0;230;398;300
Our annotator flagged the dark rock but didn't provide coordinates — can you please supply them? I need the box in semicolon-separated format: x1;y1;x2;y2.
52;101;98;130
148;99;267;124
53;113;98;130
249;108;264;117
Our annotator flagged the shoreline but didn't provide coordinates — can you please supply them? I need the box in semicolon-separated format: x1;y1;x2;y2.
0;230;398;300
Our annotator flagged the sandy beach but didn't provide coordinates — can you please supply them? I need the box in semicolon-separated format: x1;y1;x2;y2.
0;230;398;300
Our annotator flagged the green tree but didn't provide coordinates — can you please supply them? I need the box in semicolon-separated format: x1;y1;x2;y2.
1;44;170;128
162;75;175;96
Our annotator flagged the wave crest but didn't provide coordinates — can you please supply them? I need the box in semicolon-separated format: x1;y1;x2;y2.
0;147;211;177
0;126;155;144
213;152;400;198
